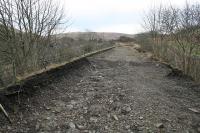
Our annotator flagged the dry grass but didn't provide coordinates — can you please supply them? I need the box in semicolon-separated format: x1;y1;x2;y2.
0;46;115;90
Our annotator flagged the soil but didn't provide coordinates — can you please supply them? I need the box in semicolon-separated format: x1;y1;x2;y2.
0;43;200;133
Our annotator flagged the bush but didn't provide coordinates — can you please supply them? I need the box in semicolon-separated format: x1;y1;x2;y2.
118;36;136;42
59;48;77;61
134;33;153;52
82;43;94;54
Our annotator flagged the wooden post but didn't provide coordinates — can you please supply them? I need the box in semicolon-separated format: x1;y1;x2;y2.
0;103;12;124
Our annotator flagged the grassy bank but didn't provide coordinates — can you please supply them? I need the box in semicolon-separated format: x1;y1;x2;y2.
0;37;115;89
135;33;200;82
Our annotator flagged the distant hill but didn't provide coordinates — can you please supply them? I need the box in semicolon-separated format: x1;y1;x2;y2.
56;32;135;41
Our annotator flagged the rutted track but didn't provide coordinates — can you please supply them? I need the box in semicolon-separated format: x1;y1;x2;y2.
0;43;200;133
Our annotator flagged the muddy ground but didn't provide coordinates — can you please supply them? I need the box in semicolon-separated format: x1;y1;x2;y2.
0;43;200;133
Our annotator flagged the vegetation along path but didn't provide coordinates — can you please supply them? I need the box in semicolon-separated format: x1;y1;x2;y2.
0;43;200;133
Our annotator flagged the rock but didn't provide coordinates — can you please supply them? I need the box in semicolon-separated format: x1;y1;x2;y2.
83;107;88;110
109;99;114;103
197;127;200;132
82;130;89;133
66;105;74;110
138;126;145;131
123;106;131;112
90;117;98;123
90;76;102;82
112;114;119;121
161;118;171;122
130;125;140;132
67;129;80;133
171;129;176;131
125;125;131;129
188;108;199;113
99;75;103;78
87;92;95;97
121;105;131;114
83;107;88;114
107;114;111;118
69;122;76;129
89;130;96;133
70;100;77;105
155;123;164;129
18;129;25;132
35;123;40;130
23;120;28;124
88;105;103;116
186;130;191;133
104;126;109;130
45;107;51;110
7;126;11;130
139;116;143;120
55;107;62;113
84;109;88;114
46;117;51;120
126;106;132;112
76;124;85;130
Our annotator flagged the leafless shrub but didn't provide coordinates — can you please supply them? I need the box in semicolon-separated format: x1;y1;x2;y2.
118;36;136;42
82;43;94;54
58;48;76;61
0;0;67;83
143;1;200;81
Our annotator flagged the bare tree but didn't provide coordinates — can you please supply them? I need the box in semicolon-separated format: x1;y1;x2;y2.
143;2;200;75
0;0;67;83
143;5;165;57
168;2;200;74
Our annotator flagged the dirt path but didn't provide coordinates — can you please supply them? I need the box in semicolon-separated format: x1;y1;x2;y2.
0;43;200;133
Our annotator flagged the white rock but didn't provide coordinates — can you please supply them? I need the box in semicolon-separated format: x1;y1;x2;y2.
121;105;132;114
112;114;119;121
155;123;164;128
69;122;76;129
90;117;98;123
125;125;131;129
124;106;131;112
104;126;109;130
7;126;11;130
76;124;85;130
66;105;73;110
46;117;51;120
139;116;143;120
70;100;77;105
45;107;51;110
188;108;199;113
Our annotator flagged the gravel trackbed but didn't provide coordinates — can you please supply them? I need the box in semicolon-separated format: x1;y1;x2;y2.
0;43;200;133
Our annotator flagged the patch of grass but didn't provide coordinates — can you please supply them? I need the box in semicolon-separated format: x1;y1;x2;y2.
134;33;153;52
82;43;95;54
0;37;115;88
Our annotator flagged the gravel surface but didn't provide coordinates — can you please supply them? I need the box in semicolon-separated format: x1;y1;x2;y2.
0;43;200;133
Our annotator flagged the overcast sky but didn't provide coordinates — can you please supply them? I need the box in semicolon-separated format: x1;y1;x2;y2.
63;0;198;34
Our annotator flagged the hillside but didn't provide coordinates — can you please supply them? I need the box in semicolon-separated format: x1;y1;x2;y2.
56;32;135;41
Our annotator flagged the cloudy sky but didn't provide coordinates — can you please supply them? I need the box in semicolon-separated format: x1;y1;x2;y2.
63;0;198;34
